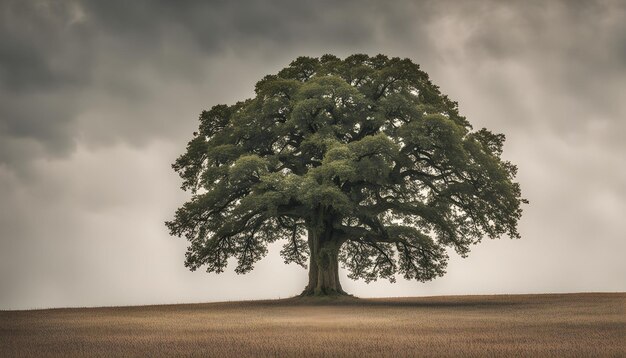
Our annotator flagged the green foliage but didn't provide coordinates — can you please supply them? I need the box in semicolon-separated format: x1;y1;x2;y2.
166;54;526;282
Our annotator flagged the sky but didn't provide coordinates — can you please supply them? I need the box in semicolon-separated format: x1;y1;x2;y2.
1;0;625;310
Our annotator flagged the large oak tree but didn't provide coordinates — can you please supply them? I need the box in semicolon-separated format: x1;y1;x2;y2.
166;54;526;296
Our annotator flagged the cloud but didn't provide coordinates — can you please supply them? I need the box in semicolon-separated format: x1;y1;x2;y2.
1;0;625;309
0;0;438;171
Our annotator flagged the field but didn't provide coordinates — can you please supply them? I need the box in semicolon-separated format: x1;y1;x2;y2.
1;293;624;357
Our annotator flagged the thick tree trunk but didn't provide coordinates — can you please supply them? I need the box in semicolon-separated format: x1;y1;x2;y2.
300;209;348;296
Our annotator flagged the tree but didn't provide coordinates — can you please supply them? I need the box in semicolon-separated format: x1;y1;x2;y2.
166;54;527;296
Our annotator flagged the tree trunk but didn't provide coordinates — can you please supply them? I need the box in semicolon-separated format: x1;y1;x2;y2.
300;209;348;296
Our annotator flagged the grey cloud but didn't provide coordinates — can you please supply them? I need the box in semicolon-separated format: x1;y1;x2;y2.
1;0;625;309
0;0;436;171
1;1;92;168
458;1;626;131
0;1;93;91
82;0;381;52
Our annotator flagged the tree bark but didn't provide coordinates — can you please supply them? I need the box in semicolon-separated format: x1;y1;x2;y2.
300;209;348;296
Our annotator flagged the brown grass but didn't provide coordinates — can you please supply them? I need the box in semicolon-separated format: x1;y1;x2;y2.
1;293;624;357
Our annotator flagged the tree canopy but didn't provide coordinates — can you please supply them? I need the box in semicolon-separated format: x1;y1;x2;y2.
166;54;527;295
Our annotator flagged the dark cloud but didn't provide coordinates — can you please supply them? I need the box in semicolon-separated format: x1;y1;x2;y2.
0;1;92;167
0;0;437;171
1;0;625;309
83;0;378;51
0;1;93;90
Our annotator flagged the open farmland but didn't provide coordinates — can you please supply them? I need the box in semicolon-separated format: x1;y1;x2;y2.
1;293;624;357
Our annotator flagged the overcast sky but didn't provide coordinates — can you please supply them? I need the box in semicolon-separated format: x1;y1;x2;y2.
1;0;625;310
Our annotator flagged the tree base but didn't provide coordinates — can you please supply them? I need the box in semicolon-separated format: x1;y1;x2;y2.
295;290;357;304
299;286;351;297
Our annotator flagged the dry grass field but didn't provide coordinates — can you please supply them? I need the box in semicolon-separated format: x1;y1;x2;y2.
1;293;624;357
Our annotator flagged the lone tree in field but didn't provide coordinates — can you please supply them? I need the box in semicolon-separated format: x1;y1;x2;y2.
167;54;526;296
